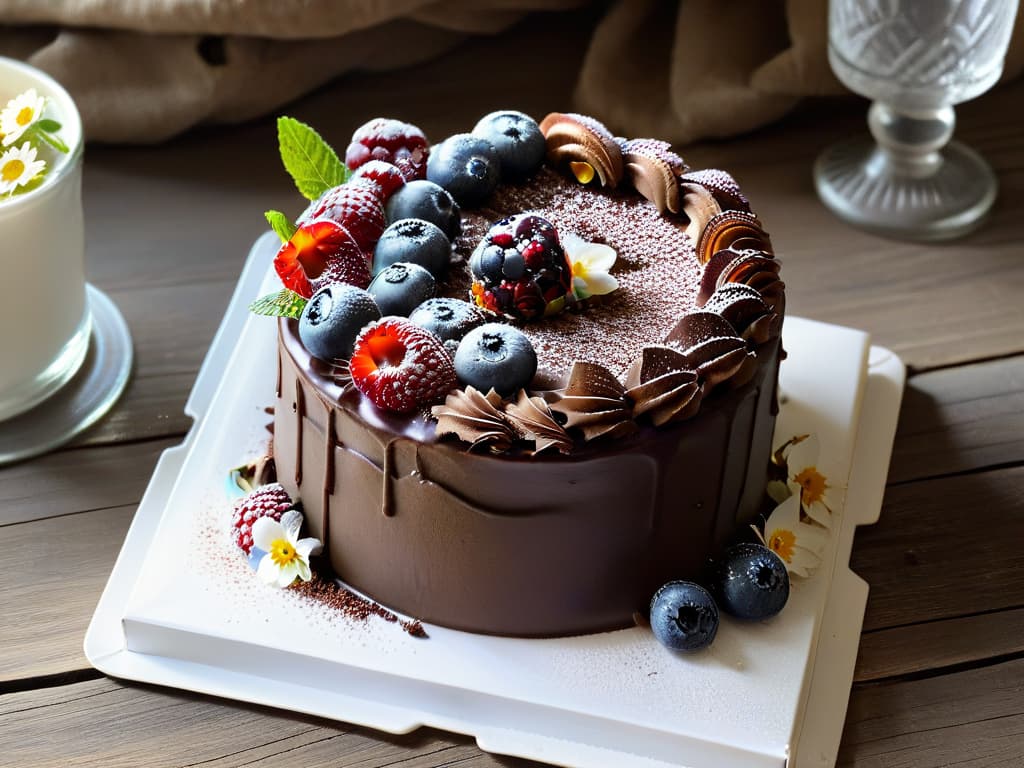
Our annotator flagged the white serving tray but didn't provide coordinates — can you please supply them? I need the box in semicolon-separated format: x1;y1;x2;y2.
86;232;905;768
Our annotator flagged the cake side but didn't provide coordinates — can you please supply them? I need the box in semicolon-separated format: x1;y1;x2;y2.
276;320;781;636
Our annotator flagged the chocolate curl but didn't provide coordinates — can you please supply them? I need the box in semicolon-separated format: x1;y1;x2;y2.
625;346;702;426
681;183;722;243
431;387;520;454
551;361;638;442
696;211;771;265
622;138;688;214
505;390;573;456
540;112;624;188
679;169;751;212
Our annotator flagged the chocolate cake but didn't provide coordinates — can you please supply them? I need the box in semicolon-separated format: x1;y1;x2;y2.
260;111;785;638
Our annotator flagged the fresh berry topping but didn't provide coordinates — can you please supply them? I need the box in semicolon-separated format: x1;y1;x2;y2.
298;284;381;361
298;183;385;252
345;118;429;180
472;110;546;181
308;235;372;293
373;218;451;278
385;179;462;239
231;483;294;555
408;298;486;344
349;318;457;413
426;133;500;207
711;543;790;620
367;262;436;317
649;581;719;652
350;160;406;200
453;323;537;396
274;219;362;299
468;214;572;320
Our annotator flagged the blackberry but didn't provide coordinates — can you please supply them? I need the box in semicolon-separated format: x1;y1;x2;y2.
469;214;573;321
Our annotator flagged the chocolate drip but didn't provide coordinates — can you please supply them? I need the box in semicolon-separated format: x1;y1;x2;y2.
322;407;335;545
382;439;396;517
294;378;304;487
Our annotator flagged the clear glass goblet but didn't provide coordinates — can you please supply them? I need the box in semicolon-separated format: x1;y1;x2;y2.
814;0;1019;240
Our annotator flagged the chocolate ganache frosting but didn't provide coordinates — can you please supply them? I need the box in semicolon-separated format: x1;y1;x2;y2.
272;150;785;637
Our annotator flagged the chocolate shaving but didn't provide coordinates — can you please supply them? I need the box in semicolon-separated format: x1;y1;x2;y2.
696;211;770;265
431;387;520;453
540;112;624;188
551;361;638;442
505;390;573;456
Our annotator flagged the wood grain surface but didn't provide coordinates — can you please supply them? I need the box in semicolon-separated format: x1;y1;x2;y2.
2;8;1022;767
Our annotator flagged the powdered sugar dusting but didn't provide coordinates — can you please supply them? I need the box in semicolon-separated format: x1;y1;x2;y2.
444;168;702;379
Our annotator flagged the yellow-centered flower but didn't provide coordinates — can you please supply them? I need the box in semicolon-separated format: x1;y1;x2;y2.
757;492;828;578
0;142;46;196
563;232;619;300
251;509;322;588
1;88;46;147
785;434;835;527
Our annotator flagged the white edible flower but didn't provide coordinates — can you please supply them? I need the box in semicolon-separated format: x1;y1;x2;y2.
563;232;619;299
1;88;45;146
252;509;322;588
784;433;835;528
757;492;829;578
0;142;46;196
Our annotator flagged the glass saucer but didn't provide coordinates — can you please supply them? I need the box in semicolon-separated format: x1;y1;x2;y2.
0;284;132;465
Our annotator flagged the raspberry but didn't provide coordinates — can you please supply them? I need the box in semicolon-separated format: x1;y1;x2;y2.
274;219;362;298
230;483;294;554
345;118;429;180
468;214;573;321
310;239;371;292
299;183;385;252
350;160;406;200
349;318;457;413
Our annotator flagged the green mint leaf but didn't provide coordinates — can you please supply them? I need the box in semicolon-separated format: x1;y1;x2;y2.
249;289;307;319
264;209;297;243
33;127;70;154
277;116;348;201
36;119;62;132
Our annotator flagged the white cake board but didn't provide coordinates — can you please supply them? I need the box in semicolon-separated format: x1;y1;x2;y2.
86;232;904;768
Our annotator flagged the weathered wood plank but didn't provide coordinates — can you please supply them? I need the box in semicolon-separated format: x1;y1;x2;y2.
0;505;136;682
0;678;540;768
855;607;1024;683
853;466;1024;632
839;658;1024;767
887;355;1024;485
0;439;174;527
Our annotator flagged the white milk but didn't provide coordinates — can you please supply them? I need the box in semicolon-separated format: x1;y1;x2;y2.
0;58;87;422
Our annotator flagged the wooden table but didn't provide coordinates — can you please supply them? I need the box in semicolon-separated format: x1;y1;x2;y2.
3;10;1023;767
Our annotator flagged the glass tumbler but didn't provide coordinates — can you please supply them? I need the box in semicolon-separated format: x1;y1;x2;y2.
814;0;1019;240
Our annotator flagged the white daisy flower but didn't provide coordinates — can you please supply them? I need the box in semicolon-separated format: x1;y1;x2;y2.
784;433;835;528
563;232;619;299
252;509;322;588
757;492;829;578
0;142;46;196
1;88;46;146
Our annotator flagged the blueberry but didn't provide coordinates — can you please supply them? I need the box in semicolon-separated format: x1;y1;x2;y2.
373;218;451;278
426;133;500;207
454;323;537;396
712;543;790;620
649;581;719;652
385;180;462;239
408;298;486;343
298;284;381;361
472;110;546;181
367;262;436;317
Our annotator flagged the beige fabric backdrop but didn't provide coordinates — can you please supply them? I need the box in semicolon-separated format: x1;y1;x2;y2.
1;0;1021;145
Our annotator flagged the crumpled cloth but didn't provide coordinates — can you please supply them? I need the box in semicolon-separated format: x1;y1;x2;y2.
1;0;1021;145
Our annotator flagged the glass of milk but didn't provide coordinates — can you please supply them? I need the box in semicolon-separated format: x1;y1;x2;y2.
0;57;88;421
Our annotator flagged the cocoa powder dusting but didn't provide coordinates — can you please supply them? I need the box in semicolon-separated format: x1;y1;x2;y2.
442;167;703;379
293;575;427;638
